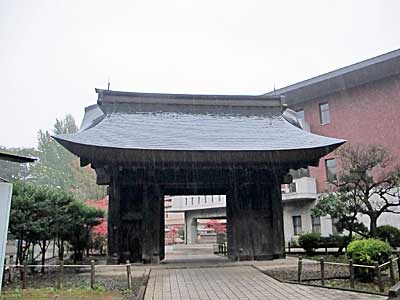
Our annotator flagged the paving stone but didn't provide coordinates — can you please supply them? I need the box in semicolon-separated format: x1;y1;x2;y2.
144;266;386;300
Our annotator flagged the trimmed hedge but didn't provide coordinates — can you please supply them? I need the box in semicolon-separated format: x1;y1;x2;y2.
377;225;400;247
298;232;321;254
346;238;392;265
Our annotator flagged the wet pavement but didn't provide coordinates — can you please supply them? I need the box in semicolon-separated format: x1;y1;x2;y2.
144;266;384;300
143;245;385;300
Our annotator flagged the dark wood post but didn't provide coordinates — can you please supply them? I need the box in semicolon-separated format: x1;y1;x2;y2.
320;257;325;286
57;259;64;289
22;261;28;289
90;260;95;289
297;256;303;282
374;262;384;292
126;260;132;290
9;256;14;283
397;254;400;280
288;241;291;254
349;259;355;289
389;258;396;286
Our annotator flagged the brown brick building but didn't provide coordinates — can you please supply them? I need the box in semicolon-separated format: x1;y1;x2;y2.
268;48;400;240
270;48;400;193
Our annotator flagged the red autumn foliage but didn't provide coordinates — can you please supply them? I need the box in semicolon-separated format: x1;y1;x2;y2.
85;196;108;236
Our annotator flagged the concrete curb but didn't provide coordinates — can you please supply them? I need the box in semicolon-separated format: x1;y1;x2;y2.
136;268;151;300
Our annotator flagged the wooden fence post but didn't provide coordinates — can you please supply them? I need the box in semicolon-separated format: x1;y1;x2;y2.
297;256;303;282
9;256;14;283
320;257;325;286
90;260;95;289
22;261;28;289
374;262;384;292
397;254;400;280
349;259;355;289
126;260;132;290
288;242;291;254
389;258;396;286
57;259;64;289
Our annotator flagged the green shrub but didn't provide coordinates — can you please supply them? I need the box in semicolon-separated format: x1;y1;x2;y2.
377;225;400;247
298;232;320;254
347;238;392;265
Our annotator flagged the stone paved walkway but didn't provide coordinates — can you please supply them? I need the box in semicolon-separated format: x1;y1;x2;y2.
144;266;385;300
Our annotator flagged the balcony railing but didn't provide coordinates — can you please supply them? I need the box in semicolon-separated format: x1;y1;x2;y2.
281;177;317;202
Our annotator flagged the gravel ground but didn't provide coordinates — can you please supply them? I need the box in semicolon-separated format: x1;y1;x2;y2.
264;262;350;281
2;268;145;300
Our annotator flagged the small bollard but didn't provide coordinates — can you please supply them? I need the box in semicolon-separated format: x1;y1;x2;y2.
320;257;325;286
112;253;119;265
152;252;160;264
57;259;64;289
126;260;132;290
297;256;303;282
237;248;243;262
90;260;95;289
349;259;355;289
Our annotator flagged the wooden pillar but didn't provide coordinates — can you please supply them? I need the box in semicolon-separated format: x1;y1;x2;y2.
227;170;275;261
108;170;121;261
142;182;162;263
270;172;286;258
159;196;165;261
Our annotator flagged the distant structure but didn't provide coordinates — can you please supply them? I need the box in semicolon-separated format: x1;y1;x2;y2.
0;151;36;293
266;48;400;239
54;90;343;263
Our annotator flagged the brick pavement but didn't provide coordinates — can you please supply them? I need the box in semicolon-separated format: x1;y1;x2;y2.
144;266;385;300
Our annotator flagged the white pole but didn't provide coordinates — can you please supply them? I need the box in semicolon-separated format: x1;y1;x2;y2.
0;182;13;294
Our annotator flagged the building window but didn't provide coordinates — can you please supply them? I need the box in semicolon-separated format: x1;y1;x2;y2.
325;158;337;181
292;216;302;235
205;196;207;204
185;198;187;205
289;168;310;179
319;103;330;125
198;196;200;204
311;216;321;233
211;195;214;203
191;197;194;205
296;109;305;122
165;213;169;219
219;195;221;202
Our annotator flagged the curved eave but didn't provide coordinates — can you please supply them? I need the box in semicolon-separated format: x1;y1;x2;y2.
53;136;345;169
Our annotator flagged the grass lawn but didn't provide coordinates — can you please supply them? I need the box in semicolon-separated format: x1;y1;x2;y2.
1;287;125;300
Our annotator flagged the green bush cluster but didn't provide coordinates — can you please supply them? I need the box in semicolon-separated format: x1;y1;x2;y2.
298;232;321;254
377;225;400;247
346;238;392;265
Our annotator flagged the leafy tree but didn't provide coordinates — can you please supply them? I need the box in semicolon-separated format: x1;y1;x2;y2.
312;193;368;241
9;182;56;265
377;225;400;247
313;144;400;237
31;114;105;200
63;200;104;262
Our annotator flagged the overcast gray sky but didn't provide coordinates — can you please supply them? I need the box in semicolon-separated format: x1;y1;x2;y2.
1;0;400;148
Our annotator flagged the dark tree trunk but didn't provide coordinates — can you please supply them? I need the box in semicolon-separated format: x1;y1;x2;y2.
370;217;378;237
59;239;64;261
41;240;47;273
